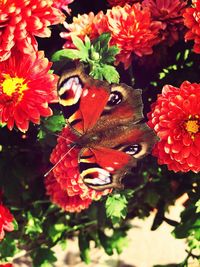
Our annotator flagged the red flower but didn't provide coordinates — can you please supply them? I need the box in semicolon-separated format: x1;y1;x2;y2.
0;264;12;267
61;4;161;69
107;0;141;7
183;0;200;53
0;204;14;241
0;51;58;132
142;0;187;46
148;81;200;173
0;0;65;61
52;0;74;13
45;127;111;213
45;173;92;213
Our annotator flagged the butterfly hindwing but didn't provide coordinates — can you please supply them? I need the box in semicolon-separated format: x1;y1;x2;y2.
79;147;135;190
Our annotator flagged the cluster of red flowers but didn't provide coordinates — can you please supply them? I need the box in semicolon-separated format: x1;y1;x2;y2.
61;1;187;68
183;0;200;53
61;3;161;68
0;0;70;132
45;127;111;213
148;81;200;173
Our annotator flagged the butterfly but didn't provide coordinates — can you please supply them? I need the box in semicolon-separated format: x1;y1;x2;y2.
57;63;157;191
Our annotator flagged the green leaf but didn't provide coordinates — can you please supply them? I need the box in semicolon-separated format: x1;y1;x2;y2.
25;212;43;238
84;35;91;50
195;199;200;213
31;248;57;267
93;32;111;51
0;236;18;258
106;193;128;225
48;223;67;243
51;49;81;61
71;35;89;60
78;231;90;264
101;65;120;83
98;229;128;256
43;114;65;133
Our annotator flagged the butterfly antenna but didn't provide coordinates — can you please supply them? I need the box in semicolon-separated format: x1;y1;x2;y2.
51;132;74;144
44;144;76;177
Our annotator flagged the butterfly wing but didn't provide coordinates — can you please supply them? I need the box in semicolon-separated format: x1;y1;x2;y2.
57;64;110;135
79;146;136;190
58;64;158;190
79;123;157;190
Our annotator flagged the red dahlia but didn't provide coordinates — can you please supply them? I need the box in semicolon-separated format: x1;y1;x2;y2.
183;0;200;53
0;51;58;132
0;204;14;241
0;0;65;61
142;0;187;46
45;126;111;213
148;81;200;173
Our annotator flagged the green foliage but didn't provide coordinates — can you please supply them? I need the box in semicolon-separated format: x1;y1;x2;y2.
0;237;18;259
25;212;43;238
98;228;128;255
52;33;120;83
106;190;133;226
31;248;57;267
78;231;91;264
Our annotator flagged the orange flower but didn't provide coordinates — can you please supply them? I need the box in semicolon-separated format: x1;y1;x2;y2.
148;81;200;173
142;0;187;46
0;51;58;132
0;0;65;61
183;0;200;53
61;12;96;48
45;126;111;213
0;204;14;241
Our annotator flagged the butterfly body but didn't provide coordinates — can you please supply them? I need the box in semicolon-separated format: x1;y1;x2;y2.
58;64;157;190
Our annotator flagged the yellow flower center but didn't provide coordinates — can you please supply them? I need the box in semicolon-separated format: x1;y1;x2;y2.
185;115;200;140
2;74;28;101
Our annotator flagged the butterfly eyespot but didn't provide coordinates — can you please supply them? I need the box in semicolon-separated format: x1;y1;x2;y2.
123;144;141;156
107;91;123;106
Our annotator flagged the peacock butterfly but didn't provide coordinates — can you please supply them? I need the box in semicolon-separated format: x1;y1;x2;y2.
57;63;157;191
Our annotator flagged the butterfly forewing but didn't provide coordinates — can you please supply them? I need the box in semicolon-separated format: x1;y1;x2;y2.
58;64;110;135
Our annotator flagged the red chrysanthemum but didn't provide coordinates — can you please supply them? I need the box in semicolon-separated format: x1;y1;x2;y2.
183;0;200;53
52;0;74;13
45;126;111;213
61;4;162;69
0;51;58;132
0;0;65;61
142;0;187;46
0;204;14;241
148;81;200;173
107;0;141;7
